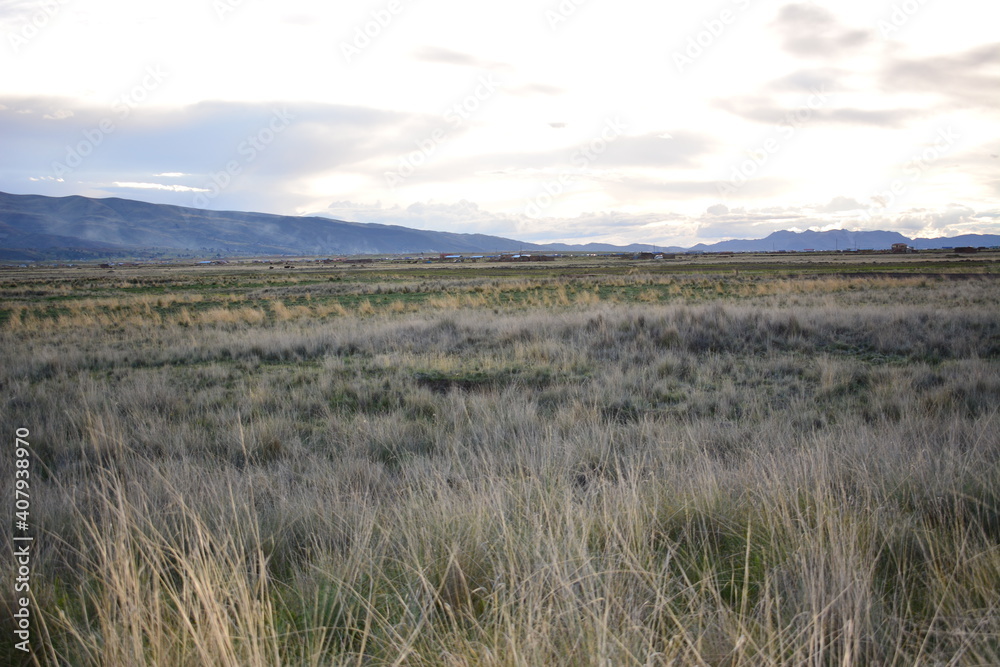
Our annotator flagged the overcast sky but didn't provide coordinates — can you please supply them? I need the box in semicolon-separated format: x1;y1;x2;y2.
1;0;998;246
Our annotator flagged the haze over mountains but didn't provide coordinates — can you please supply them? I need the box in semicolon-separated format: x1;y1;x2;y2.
1;191;998;261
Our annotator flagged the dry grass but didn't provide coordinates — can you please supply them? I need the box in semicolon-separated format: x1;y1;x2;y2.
1;260;999;665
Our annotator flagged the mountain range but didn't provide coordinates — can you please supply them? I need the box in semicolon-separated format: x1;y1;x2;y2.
1;191;997;260
687;228;1000;253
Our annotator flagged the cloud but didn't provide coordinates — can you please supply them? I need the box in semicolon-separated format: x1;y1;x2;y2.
0;97;710;219
0;0;56;22
771;4;871;58
617;178;722;197
720;43;998;131
516;211;695;245
694;208;811;240
890;204;998;237
385;129;719;191
1;96;421;171
882;43;1000;109
599;131;716;168
707;204;729;215
507;83;565;97
519;130;718;171
111;182;210;193
412;46;511;70
715;94;920;128
820;196;865;212
548;122;567;129
0;96;437;210
280;14;316;26
319;199;522;236
42;109;74;120
605;175;791;202
822;107;922;127
768;68;849;93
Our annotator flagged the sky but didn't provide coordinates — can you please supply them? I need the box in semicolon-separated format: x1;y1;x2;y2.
1;0;998;247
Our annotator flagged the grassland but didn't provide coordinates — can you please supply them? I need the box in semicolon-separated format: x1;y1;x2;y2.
2;252;999;665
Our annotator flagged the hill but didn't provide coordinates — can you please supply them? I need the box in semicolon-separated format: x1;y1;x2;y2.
2;191;998;259
0;191;544;260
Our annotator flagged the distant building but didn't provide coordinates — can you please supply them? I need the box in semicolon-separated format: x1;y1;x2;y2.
891;243;913;253
499;253;555;262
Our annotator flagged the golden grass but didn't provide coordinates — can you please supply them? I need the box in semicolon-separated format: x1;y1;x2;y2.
0;271;968;334
1;261;999;664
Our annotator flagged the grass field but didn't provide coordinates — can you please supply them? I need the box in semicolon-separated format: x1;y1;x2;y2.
2;253;1000;665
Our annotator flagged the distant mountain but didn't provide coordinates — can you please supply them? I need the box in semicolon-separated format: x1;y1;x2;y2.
909;234;1000;250
688;229;1000;253
0;191;546;260
1;191;998;260
688;229;910;253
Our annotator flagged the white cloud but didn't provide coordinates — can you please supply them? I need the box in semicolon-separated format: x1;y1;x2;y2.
42;109;74;120
770;4;871;58
820;196;865;212
112;182;210;193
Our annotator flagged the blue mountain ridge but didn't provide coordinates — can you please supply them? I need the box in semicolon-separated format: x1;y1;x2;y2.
1;191;997;259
